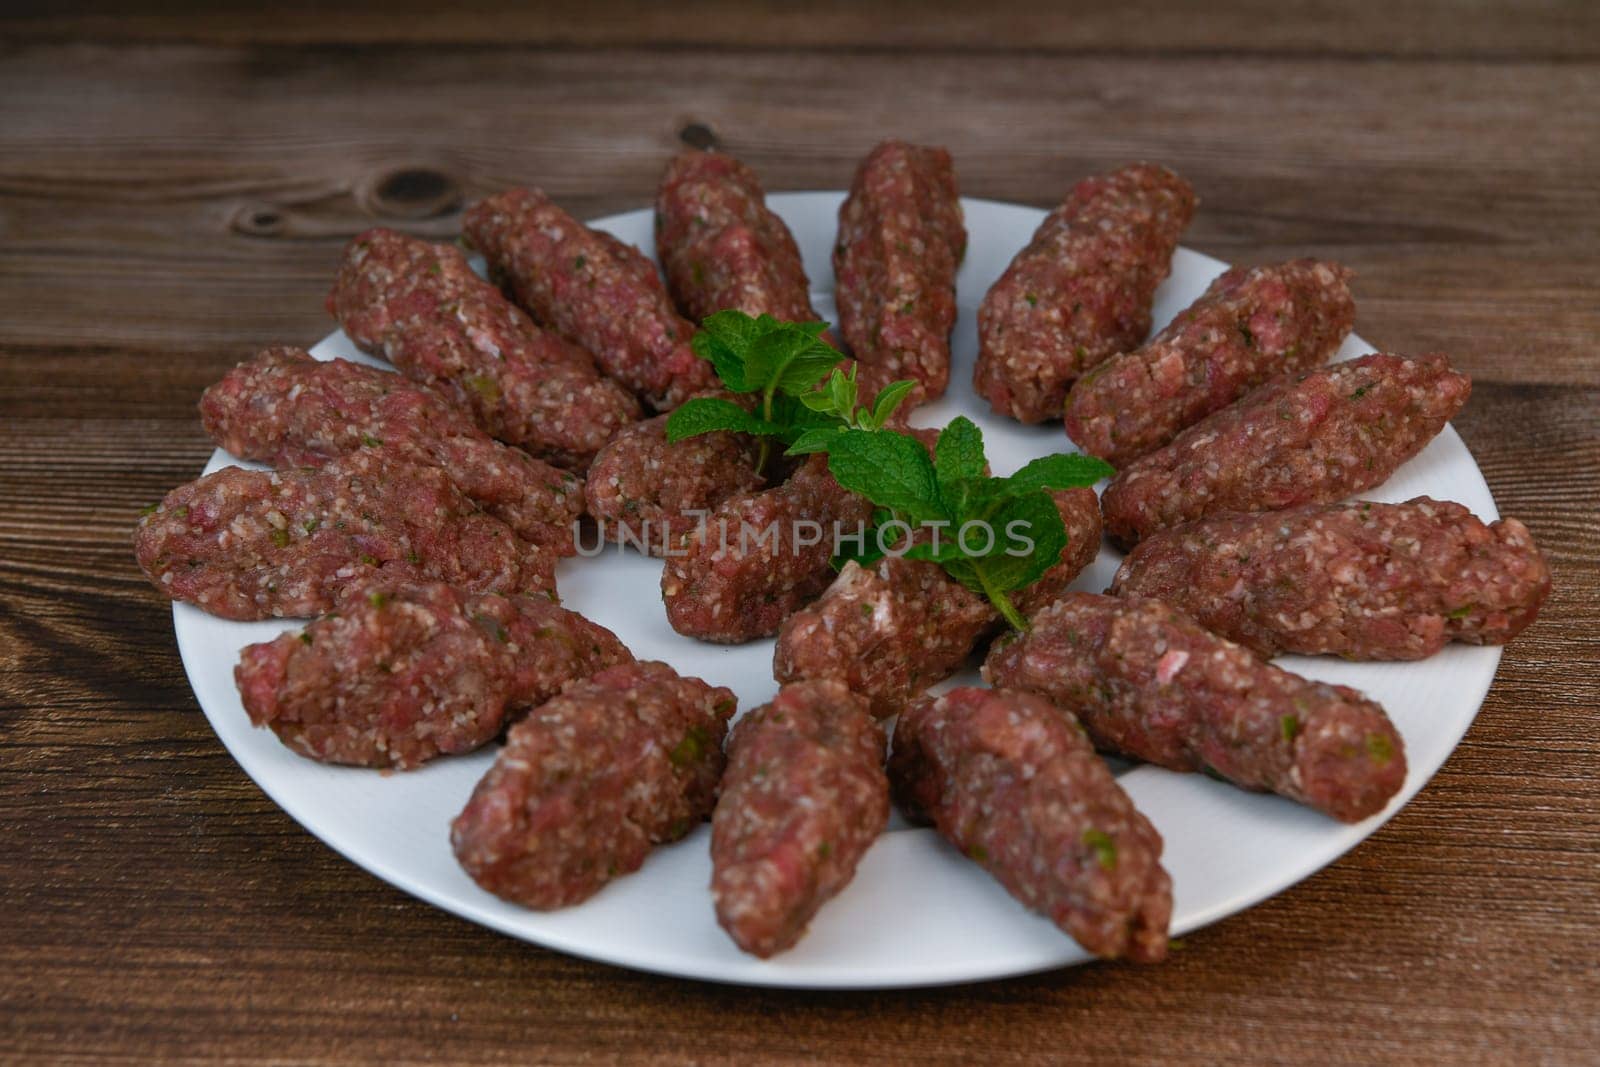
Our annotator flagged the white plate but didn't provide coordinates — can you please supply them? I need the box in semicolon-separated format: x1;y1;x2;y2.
174;192;1502;988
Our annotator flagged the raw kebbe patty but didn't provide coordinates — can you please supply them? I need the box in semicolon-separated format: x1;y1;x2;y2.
984;593;1407;822
1110;497;1550;659
1099;352;1472;548
711;680;889;958
327;227;640;470
201;347;583;555
890;686;1172;962
235;580;632;769
974;162;1196;424
451;661;735;910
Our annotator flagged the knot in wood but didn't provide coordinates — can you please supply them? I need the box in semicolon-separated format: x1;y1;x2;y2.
363;167;461;220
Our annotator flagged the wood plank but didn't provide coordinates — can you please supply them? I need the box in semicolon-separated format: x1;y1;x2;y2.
1;46;1597;386
4;0;1598;59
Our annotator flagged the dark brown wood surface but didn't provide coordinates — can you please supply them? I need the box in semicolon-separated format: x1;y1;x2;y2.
2;4;1597;1063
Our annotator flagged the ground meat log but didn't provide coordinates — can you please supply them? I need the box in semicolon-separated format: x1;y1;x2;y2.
1109;497;1551;660
464;187;717;411
974;163;1196;424
983;594;1407;822
235;580;632;769
774;557;994;719
1066;259;1355;466
327;227;641;470
890;686;1172;962
833;140;966;403
201;347;583;555
583;413;764;557
1099;352;1472;548
450;661;735;910
660;454;874;643
655;149;820;326
711;680;888;958
134;452;554;621
772;487;1102;717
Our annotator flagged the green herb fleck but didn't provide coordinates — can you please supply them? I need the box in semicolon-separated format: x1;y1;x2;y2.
668;725;711;768
1447;604;1473;619
472;613;509;644
1280;714;1301;742
1365;733;1395;766
298;631;313;646
966;843;988;864
303;518;320;533
1024;293;1038;307
359;553;380;567
816;841;832;860
573;254;587;270
463;374;501;402
361;434;382;448
367;590;390;608
269;528;291;548
139;502;159;516
1082;828;1117;871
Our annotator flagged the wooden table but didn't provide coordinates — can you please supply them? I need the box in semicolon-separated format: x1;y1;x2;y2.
3;4;1596;1063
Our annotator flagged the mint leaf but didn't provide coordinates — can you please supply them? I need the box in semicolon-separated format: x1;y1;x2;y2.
903;539;964;565
934;417;988;497
785;426;845;455
974;491;1067;593
1007;452;1116;493
798;388;839;413
866;380;917;428
664;397;780;442
743;326;840;395
699;309;770;354
690;332;754;392
825;429;944;525
827;366;858;420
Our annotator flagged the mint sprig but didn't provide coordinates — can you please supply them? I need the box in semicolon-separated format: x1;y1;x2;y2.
826;416;1114;631
665;311;916;470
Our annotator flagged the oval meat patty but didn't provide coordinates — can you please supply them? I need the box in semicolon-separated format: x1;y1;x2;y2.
773;487;1102;718
833;139;966;404
1110;497;1551;660
974;163;1195;424
984;593;1407;822
660;454;873;643
201;347;583;555
451;661;735;910
236;580;632;769
584;412;764;558
655;149;820;325
890;686;1172;962
134;453;555;621
711;680;888;958
1065;258;1355;466
328;227;640;470
1099;352;1471;548
464;187;716;412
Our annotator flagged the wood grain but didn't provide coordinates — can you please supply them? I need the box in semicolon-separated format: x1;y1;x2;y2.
6;1;1598;58
2;6;1598;1064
